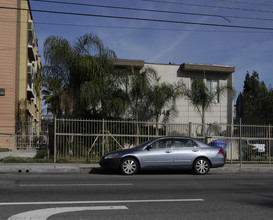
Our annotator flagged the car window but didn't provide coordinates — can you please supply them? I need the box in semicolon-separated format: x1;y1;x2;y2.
174;139;198;148
151;139;172;149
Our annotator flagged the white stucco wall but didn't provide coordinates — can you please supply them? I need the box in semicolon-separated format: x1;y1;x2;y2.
144;63;233;125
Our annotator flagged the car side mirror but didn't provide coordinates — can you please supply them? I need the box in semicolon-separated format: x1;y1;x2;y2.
145;145;152;151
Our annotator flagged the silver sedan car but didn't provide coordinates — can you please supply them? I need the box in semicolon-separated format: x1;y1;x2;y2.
99;136;225;175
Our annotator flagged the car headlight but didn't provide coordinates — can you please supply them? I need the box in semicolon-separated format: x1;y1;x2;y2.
105;153;119;159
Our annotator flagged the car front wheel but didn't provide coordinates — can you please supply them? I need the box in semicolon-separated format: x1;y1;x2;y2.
120;157;139;175
194;158;210;175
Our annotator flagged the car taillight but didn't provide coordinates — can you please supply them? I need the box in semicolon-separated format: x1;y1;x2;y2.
218;148;224;154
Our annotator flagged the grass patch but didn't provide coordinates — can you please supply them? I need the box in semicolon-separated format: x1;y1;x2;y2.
0;156;53;163
55;157;95;163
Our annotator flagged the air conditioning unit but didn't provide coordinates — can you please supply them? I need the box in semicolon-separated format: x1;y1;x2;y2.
27;63;33;78
28;20;34;32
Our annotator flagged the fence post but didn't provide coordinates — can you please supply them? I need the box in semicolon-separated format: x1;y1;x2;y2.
188;122;192;137
269;124;271;164
230;123;233;164
102;119;105;156
239;118;242;167
54;117;57;163
165;122;168;136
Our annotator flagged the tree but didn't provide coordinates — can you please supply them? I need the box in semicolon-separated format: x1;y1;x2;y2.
242;71;268;124
185;78;235;137
260;86;273;124
42;36;73;117
42;77;64;117
42;33;127;119
128;66;158;121
148;79;185;135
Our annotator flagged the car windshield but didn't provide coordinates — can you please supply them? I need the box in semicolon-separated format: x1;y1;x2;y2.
136;139;154;148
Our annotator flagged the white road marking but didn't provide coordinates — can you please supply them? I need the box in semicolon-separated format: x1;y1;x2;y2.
8;206;128;220
0;198;204;206
19;183;133;187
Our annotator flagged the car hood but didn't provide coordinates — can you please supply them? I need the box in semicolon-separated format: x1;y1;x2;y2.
104;147;142;157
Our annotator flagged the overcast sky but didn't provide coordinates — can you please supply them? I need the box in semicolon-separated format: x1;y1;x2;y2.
29;0;273;94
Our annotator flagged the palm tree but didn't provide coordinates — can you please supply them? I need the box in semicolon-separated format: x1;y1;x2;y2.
126;66;158;144
184;78;235;137
42;77;64;117
43;36;75;117
43;33;127;119
129;66;158;121
148;79;183;135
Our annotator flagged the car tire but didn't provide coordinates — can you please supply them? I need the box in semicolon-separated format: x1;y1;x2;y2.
120;157;139;175
193;158;210;175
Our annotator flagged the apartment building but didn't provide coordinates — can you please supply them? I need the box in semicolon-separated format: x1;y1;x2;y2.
0;0;41;140
115;59;235;125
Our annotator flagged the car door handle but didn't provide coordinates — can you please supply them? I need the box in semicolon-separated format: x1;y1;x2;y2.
165;150;172;153
192;149;199;152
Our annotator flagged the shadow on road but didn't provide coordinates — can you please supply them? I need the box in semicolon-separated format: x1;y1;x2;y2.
89;167;194;175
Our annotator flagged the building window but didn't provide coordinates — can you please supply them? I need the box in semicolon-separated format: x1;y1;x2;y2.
206;79;219;103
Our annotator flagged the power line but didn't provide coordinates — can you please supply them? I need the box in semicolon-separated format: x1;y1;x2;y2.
1;6;273;31
142;0;273;14
225;15;273;22
30;0;230;23
30;0;273;23
35;21;273;34
0;18;271;34
208;0;273;7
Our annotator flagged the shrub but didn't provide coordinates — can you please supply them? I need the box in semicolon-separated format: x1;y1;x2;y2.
34;149;48;159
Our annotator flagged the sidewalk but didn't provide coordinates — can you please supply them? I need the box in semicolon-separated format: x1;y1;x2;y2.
0;163;98;174
0;163;273;174
212;163;273;174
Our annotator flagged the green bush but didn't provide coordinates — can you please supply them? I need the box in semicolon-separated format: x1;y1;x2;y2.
0;148;10;152
34;149;48;159
242;146;258;161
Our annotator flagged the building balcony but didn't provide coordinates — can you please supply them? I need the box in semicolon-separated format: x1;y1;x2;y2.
28;20;36;61
28;44;35;61
27;81;35;99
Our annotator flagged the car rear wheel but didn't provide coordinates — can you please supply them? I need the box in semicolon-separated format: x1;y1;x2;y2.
120;157;139;175
194;158;210;175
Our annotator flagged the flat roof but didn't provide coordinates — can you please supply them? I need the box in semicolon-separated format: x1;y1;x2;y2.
114;59;235;73
114;59;145;67
180;63;235;73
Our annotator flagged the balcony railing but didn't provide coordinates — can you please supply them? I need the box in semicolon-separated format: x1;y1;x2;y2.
28;20;36;61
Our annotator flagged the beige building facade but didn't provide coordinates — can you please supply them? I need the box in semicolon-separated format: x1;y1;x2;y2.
0;0;41;139
146;62;235;125
115;59;235;125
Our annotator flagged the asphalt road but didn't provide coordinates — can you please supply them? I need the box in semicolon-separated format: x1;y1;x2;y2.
0;169;273;220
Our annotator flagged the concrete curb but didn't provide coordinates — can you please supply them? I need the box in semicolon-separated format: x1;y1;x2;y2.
0;163;99;174
211;165;273;173
0;163;273;174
